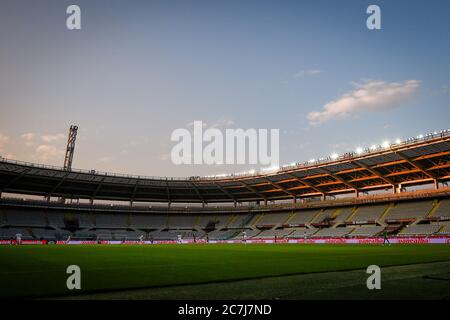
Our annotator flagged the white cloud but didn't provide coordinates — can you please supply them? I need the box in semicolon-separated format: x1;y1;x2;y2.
294;69;321;78
20;132;36;141
210;119;235;128
307;80;420;125
35;144;64;162
40;133;65;142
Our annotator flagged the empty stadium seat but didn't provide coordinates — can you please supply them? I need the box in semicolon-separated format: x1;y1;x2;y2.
95;214;128;228
255;213;290;226
167;214;198;228
399;224;441;236
312;209;336;224
227;214;254;228
437;225;450;235
0;227;32;240
253;228;293;239
432;199;450;218
311;227;354;238
129;214;167;229
332;207;354;224
287;210;319;225
386;201;433;220
204;230;236;240
349;226;384;237
286;227;318;238
6;208;46;227
348;204;387;222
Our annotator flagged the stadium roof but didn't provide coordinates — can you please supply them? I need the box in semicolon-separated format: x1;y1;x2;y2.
0;131;449;204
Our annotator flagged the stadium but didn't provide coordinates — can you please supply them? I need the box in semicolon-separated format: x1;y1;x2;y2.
1;129;450;299
2;0;450;307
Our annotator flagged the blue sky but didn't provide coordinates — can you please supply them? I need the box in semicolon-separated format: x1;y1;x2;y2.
0;0;449;176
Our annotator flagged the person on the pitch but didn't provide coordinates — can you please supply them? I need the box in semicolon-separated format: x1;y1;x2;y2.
15;232;23;245
382;230;391;245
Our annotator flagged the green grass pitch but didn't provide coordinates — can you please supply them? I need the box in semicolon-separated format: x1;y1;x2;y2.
1;244;450;299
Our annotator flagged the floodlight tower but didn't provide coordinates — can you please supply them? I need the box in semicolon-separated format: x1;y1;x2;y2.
63;125;78;171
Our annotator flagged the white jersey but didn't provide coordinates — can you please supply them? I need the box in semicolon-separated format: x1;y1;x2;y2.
15;233;22;241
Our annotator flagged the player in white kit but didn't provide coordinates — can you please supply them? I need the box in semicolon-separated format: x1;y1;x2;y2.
15;233;23;245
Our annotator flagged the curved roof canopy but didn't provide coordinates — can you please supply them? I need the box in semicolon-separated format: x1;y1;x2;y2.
1;134;449;204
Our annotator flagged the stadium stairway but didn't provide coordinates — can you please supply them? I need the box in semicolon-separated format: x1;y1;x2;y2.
251;214;265;227
411;199;440;226
330;208;342;228
345;207;359;224
283;211;297;225
308;209;324;226
377;203;395;226
426;199;441;218
226;214;238;228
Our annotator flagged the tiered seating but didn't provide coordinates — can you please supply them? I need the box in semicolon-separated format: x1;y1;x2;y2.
112;230;128;240
93;230;114;240
95;213;128;228
148;230;180;240
167;214;198;228
76;213;95;228
30;228;59;240
286;227;318;238
348;204;387;222
255;213;290;226
253;228;292;239
386;201;433;220
231;229;260;239
350;226;384;237
73;230;95;239
129;214;167;229
204;230;236;240
180;230;206;239
287;210;320;225
332;207;354;224
0;227;32;239
432;199;450;218
125;230;146;240
47;211;66;227
437;225;450;235
311;227;354;238
228;214;253;228
196;214;231;229
311;209;336;224
6;209;46;226
399;224;441;236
